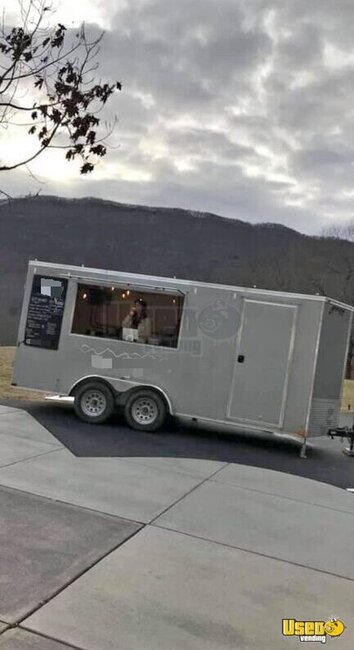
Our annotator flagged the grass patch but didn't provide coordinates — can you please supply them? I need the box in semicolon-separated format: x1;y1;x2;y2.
341;380;354;412
0;347;44;401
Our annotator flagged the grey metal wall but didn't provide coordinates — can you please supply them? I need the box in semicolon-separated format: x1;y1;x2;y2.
57;284;323;435
272;299;323;437
227;300;297;427
308;303;352;436
312;303;351;399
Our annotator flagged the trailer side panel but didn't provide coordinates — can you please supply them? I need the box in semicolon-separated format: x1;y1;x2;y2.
308;303;352;436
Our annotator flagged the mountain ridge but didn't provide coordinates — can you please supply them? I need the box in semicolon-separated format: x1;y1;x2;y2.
1;194;304;234
0;195;352;345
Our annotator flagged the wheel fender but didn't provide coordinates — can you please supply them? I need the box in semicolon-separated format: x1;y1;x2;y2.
70;376;115;398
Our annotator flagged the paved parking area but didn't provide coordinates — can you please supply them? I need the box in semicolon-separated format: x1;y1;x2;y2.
0;629;74;649
23;526;354;650
0;404;354;649
0;448;223;522
0;486;141;623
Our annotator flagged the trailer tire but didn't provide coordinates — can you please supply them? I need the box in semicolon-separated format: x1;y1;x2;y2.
124;389;167;432
74;381;115;424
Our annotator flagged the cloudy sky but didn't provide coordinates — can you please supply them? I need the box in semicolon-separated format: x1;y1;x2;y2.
2;0;354;234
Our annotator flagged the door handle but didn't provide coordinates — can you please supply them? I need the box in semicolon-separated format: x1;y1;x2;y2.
237;355;245;363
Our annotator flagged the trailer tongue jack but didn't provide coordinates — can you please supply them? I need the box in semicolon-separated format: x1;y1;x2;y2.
328;428;354;457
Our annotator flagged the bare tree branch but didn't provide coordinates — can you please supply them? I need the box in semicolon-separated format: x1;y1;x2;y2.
0;0;121;178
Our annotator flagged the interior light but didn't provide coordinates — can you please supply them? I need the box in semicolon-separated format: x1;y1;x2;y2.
122;292;126;299
83;292;87;300
126;290;130;296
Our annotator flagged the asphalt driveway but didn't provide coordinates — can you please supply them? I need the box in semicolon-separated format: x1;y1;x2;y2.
1;399;354;489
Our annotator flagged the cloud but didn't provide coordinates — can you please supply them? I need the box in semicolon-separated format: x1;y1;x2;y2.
3;0;354;235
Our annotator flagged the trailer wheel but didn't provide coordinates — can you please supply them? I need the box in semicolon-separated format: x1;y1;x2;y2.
124;389;167;432
74;382;115;424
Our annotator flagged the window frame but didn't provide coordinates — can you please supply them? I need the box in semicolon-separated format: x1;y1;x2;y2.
69;280;186;351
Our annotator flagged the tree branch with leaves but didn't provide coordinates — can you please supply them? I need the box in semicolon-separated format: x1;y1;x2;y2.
0;0;121;175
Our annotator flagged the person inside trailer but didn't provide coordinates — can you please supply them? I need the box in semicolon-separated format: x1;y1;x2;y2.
122;297;152;343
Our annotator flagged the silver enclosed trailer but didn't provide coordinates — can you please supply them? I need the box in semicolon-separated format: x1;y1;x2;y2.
13;260;353;452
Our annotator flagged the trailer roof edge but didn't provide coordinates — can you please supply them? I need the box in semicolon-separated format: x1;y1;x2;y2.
27;260;354;311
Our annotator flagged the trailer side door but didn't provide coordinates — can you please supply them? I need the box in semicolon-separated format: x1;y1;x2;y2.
227;299;297;428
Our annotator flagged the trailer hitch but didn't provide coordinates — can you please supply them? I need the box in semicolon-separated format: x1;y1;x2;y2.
328;427;354;456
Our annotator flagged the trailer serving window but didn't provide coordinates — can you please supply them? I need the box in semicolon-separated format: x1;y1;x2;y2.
71;283;184;348
24;275;68;350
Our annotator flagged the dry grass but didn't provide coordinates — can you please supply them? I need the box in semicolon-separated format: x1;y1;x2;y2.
0;347;45;401
341;380;354;412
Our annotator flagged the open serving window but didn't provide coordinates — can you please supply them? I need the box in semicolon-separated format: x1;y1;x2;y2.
71;282;185;348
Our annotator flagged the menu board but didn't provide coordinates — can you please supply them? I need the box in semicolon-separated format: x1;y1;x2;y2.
24;276;68;350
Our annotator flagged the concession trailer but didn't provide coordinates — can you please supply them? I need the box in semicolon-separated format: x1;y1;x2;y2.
12;260;354;454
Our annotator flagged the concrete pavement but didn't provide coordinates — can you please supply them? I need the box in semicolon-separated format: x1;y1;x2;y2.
0;629;74;648
0;486;141;623
0;404;354;649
